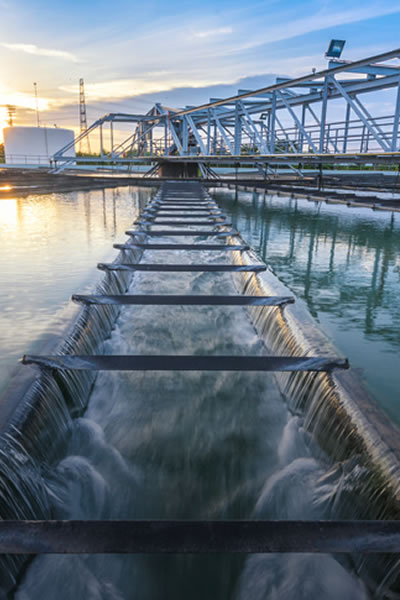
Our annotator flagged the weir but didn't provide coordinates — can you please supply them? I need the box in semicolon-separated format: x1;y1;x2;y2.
0;181;399;598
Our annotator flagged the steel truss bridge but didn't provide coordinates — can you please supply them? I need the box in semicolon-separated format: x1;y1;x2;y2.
52;47;400;177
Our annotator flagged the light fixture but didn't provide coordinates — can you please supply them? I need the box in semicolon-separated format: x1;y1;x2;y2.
325;39;346;59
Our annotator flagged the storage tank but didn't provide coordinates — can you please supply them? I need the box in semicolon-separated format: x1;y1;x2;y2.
3;126;75;166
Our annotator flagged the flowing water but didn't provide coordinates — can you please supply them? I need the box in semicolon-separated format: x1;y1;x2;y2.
14;190;381;599
213;188;400;425
0;184;398;598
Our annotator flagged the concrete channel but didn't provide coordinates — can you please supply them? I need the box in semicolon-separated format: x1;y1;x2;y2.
0;180;399;597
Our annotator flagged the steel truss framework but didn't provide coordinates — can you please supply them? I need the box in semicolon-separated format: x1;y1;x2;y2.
52;48;400;175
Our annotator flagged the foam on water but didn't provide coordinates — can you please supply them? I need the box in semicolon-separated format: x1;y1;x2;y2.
15;224;374;600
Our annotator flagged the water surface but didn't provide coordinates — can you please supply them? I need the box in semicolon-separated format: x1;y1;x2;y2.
0;185;396;599
213;187;400;424
16;233;368;600
0;186;154;393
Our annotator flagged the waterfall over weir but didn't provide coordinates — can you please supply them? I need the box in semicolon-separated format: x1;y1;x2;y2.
0;181;398;598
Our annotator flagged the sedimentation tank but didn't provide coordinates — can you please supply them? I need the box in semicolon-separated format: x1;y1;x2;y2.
3;126;75;166
0;181;399;599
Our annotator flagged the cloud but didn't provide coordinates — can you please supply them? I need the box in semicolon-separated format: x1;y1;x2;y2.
59;75;236;102
2;0;398;132
0;87;50;111
91;2;400;89
1;42;80;62
193;27;233;39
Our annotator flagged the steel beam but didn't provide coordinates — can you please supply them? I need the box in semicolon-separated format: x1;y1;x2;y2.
329;76;390;151
50;47;400;173
0;520;398;554
392;77;400;151
276;91;318;153
22;355;348;372
174;48;400;116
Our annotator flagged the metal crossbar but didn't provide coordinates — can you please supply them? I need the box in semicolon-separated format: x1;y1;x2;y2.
22;355;349;371
144;212;223;218
138;220;230;226
113;243;249;251
142;215;223;220
152;202;211;205
71;294;295;306
149;208;218;212
0;520;398;554
126;230;237;237
18;183;378;564
160;202;209;204
142;214;221;218
155;202;218;210
97;263;266;272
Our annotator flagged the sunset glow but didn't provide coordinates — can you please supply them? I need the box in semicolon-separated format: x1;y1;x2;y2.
0;0;398;138
0;2;399;598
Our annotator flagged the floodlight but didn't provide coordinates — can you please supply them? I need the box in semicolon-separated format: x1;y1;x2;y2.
325;39;346;59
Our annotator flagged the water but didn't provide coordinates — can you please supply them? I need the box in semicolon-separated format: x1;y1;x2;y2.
1;184;397;598
16;268;368;599
0;186;154;394
14;189;378;599
212;188;400;425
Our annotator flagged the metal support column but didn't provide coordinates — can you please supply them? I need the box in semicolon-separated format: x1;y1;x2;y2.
270;92;276;153
234;102;242;155
343;102;351;153
100;124;104;158
299;104;306;152
110;121;114;158
207;111;211;155
182;117;189;155
319;78;329;153
391;78;400;151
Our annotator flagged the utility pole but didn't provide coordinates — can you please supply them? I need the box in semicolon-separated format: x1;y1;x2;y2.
33;82;40;127
79;78;91;154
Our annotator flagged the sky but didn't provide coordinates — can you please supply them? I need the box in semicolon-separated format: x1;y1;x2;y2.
0;0;400;142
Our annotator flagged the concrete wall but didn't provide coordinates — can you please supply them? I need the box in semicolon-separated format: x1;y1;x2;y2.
3;127;75;166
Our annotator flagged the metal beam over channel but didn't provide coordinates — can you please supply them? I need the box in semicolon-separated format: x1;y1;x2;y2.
0;520;399;554
22;354;349;372
23;179;400;572
51;47;400;175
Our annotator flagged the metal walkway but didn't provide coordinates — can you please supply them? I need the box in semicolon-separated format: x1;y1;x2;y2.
17;181;400;556
51;47;400;176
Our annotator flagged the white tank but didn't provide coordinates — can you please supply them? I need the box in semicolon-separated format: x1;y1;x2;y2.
3;126;75;166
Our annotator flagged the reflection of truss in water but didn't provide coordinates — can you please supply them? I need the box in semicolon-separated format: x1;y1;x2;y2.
52;47;400;175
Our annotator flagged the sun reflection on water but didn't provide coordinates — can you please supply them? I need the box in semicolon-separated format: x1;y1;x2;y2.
0;186;153;395
0;198;18;228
